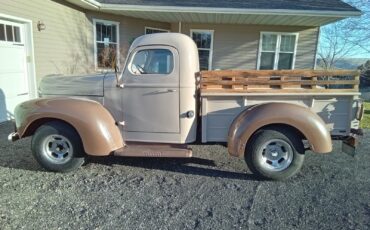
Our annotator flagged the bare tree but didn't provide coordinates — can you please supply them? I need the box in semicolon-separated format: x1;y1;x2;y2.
342;0;370;52
318;0;370;69
358;60;370;87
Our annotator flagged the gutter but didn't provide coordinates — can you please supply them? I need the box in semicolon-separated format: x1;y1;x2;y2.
78;0;362;18
80;0;101;9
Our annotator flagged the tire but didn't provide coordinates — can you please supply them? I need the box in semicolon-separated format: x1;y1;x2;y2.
245;126;305;180
31;121;85;172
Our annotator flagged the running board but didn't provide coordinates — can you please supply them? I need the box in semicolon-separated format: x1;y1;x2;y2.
113;142;192;158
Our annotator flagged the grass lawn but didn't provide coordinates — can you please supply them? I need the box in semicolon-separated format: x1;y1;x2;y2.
361;101;370;129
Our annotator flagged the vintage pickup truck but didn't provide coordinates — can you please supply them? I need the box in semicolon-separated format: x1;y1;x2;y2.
9;33;364;180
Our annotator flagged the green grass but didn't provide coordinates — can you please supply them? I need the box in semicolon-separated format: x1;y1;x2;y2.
361;102;370;129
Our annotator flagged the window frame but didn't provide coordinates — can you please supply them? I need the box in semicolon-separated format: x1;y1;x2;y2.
0;20;24;44
128;48;175;76
144;26;170;34
257;32;299;70
93;18;120;70
190;29;214;70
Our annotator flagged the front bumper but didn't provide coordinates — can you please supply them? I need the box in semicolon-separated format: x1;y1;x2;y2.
7;121;19;142
8;132;20;142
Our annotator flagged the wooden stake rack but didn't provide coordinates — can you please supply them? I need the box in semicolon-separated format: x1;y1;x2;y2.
199;70;360;93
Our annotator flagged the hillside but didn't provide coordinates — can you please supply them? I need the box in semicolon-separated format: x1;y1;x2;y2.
317;58;369;69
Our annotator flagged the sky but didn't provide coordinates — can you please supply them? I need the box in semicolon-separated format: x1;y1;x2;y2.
319;0;370;59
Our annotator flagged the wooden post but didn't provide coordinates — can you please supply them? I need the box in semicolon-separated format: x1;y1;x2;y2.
354;74;360;91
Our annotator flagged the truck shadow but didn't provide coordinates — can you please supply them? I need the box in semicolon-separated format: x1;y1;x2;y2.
86;156;261;181
0;121;259;180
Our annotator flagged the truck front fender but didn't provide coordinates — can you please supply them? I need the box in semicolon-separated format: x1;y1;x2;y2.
14;97;124;156
228;103;332;157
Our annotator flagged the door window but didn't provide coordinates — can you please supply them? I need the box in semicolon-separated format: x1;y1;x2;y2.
0;23;22;43
130;49;174;75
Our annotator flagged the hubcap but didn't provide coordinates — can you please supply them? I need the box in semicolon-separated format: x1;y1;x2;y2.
257;139;293;172
42;135;73;164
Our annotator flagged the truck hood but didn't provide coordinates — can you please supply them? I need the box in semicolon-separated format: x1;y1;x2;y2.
39;73;106;97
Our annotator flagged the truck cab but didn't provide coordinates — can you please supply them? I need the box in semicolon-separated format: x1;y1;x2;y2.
117;33;198;144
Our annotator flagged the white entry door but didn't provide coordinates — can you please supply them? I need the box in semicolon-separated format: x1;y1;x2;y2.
0;19;29;122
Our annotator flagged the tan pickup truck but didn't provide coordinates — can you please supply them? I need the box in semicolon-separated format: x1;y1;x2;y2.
9;33;364;180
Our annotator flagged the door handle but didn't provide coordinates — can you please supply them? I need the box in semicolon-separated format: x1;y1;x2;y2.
151;89;177;94
17;93;28;96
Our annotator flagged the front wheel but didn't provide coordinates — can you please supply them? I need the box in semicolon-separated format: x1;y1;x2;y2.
245;127;305;180
31;121;85;172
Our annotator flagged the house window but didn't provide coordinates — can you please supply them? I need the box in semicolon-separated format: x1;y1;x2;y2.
94;19;119;69
258;32;298;70
191;30;214;71
145;27;169;34
130;49;174;75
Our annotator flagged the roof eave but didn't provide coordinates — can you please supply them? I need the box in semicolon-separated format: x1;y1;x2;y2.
70;0;361;26
102;4;362;18
76;0;362;17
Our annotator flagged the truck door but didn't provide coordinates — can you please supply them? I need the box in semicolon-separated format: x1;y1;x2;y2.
121;46;180;133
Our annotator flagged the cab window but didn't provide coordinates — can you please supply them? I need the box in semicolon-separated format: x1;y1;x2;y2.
130;49;174;75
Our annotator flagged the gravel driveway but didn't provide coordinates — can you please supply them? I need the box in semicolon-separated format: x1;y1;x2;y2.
0;121;369;230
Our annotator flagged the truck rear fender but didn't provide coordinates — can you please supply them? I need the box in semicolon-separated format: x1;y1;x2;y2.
228;103;332;157
14;98;124;156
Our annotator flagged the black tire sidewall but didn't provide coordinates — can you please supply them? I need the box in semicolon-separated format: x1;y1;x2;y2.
31;121;85;172
245;127;305;180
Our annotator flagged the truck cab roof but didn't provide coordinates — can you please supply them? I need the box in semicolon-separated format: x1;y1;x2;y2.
128;33;200;88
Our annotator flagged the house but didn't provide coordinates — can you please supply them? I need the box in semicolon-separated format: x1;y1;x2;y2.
0;0;361;122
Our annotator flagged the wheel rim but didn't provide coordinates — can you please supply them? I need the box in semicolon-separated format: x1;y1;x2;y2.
42;134;73;164
257;139;294;172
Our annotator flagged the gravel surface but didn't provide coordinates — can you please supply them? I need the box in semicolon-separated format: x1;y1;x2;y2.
0;121;369;229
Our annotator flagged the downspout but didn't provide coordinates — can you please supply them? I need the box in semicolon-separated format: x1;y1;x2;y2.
313;26;321;70
178;21;182;33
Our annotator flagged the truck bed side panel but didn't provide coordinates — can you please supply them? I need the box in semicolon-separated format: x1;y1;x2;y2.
201;94;359;143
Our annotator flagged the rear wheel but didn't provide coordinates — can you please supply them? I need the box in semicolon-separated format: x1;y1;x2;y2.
31;121;85;172
245;126;305;180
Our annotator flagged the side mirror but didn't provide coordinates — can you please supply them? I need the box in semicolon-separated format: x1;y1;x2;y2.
113;63;123;88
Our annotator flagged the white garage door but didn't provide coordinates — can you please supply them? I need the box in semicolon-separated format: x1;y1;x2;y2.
0;19;29;122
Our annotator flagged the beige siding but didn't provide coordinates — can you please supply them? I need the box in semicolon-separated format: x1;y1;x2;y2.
0;0;93;82
173;23;319;70
0;0;319;83
295;27;320;69
0;0;171;82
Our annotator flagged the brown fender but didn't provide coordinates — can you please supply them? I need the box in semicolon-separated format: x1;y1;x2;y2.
228;103;332;157
14;97;124;156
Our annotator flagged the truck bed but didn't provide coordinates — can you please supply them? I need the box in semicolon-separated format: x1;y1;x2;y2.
199;70;361;142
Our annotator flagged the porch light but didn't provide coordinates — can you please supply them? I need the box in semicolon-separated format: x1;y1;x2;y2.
37;21;46;31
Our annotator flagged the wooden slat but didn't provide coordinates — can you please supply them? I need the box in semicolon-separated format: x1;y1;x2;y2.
354;75;360;90
201;80;359;85
202;88;359;94
200;69;360;78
